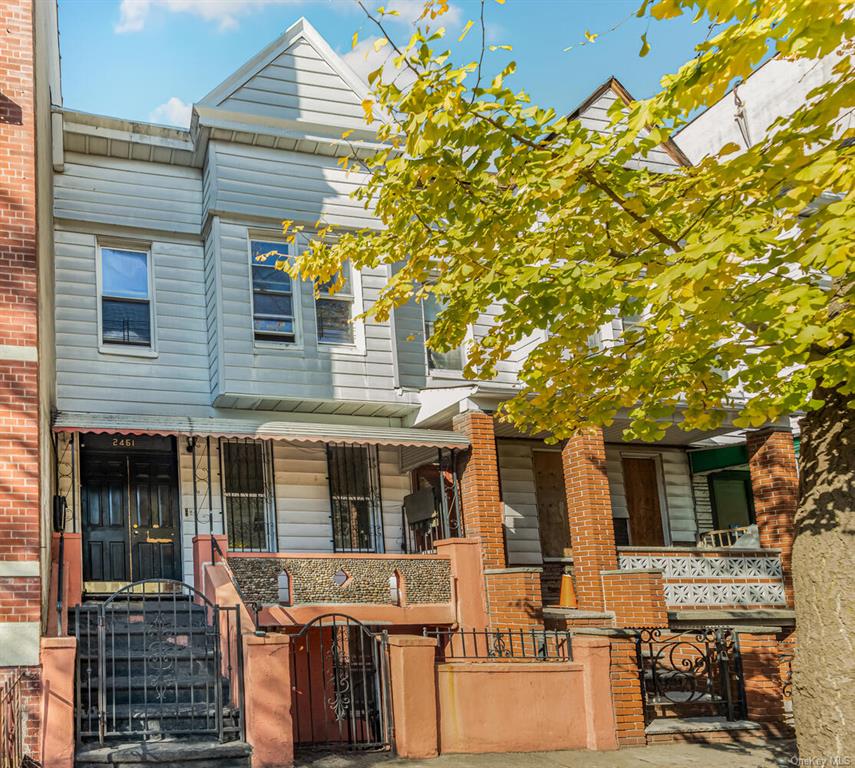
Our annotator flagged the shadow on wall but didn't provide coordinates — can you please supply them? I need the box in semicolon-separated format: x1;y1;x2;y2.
0;92;23;125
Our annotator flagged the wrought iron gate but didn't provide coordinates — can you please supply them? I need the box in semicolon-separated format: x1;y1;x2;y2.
635;627;746;723
74;580;244;744
290;614;392;753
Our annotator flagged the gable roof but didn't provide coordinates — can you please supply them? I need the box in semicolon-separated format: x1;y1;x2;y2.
570;76;691;169
198;17;371;133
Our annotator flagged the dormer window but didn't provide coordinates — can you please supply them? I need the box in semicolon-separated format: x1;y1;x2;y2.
316;262;354;345
251;240;296;343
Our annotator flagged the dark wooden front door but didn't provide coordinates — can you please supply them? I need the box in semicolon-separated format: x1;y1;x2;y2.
81;436;181;586
622;456;666;546
532;451;571;558
128;453;181;581
81;453;131;583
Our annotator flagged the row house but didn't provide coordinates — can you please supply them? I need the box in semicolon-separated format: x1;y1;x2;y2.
1;8;802;767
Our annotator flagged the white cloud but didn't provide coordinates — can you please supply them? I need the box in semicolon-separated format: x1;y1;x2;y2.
115;0;304;34
149;96;193;127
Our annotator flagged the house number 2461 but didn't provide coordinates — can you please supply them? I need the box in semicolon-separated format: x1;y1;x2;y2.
112;438;136;448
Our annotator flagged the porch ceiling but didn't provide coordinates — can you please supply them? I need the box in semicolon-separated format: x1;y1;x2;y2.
52;411;469;449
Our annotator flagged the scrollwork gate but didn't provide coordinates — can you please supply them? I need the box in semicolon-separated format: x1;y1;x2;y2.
74;580;244;744
635;627;747;724
289;614;392;753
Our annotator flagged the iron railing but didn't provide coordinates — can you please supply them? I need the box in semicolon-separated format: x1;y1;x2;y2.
424;628;573;662
326;444;385;554
403;448;463;554
74;579;245;745
1;670;34;768
635;627;746;723
289;614;392;753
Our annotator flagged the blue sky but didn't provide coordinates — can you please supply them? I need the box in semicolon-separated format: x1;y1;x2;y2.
57;0;714;127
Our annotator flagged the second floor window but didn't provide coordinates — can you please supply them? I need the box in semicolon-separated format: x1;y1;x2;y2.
100;246;152;347
251;240;295;343
316;262;354;345
422;294;464;371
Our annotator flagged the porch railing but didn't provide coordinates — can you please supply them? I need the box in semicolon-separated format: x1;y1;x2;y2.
635;627;746;723
423;628;572;662
403;449;464;554
618;548;786;607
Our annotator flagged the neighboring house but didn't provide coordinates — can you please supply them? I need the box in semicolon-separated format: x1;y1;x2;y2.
1;11;802;767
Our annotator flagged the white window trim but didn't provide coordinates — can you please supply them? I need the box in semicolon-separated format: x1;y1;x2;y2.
421;296;471;378
95;240;158;359
247;235;303;351
301;234;366;356
619;450;673;547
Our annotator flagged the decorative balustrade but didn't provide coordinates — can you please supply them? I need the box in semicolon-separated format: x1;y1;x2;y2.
618;548;786;607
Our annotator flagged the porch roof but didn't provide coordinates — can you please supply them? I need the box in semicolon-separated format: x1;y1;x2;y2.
52;411;469;449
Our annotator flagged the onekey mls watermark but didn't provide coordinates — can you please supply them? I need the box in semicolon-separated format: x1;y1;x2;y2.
790;758;853;767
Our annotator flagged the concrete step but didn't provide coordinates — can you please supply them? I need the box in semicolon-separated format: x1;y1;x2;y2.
76;739;251;768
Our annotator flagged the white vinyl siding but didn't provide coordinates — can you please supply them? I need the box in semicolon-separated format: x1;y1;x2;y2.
217;39;367;131
497;441;543;565
55;229;213;416
213;221;403;406
54;153;202;233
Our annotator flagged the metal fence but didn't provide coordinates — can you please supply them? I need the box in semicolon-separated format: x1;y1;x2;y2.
1;670;31;768
423;628;573;662
74;579;245;744
635;627;746;723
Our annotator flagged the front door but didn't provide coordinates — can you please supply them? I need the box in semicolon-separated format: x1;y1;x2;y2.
532;450;570;558
622;456;666;546
81;435;181;590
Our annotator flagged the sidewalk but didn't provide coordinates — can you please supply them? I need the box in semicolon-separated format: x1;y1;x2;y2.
296;740;796;768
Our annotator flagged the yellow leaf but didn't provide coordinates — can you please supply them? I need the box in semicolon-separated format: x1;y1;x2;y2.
351;31;358;49
341;129;354;139
584;30;598;43
458;19;474;42
639;32;650;57
374;37;389;52
361;99;374;122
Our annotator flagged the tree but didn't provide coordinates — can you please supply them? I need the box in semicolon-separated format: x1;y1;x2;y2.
285;0;854;755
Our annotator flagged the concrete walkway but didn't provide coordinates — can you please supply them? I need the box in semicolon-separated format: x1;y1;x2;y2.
295;740;796;768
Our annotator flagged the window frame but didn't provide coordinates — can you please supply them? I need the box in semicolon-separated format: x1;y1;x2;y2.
248;237;302;349
326;443;385;554
96;241;157;358
421;293;467;376
219;438;278;553
315;260;359;348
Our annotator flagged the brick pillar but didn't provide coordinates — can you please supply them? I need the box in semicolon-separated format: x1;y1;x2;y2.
562;430;616;611
0;0;41;669
601;570;667;628
738;631;790;734
608;635;647;747
453;411;506;570
747;428;798;605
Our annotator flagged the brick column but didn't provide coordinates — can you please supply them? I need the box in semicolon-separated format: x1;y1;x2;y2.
601;569;667;628
562;430;617;611
747;428;798;605
0;0;42;670
453;411;506;570
738;631;790;735
608;634;647;747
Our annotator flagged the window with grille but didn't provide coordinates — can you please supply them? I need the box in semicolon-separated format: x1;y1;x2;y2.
100;246;153;347
220;439;276;551
326;444;384;552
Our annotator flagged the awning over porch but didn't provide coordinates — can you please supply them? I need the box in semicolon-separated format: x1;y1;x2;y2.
52;411;470;449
